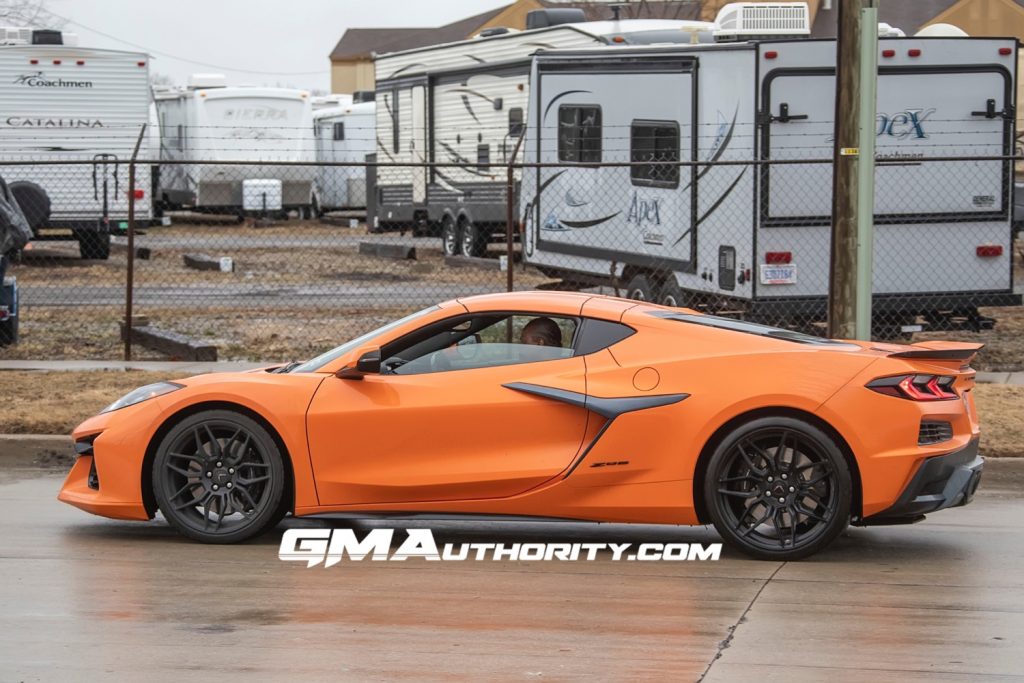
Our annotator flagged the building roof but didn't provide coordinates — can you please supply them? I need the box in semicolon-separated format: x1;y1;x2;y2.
811;0;1024;37
329;5;511;61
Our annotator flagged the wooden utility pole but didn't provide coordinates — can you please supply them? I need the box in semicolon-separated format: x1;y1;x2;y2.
828;0;863;339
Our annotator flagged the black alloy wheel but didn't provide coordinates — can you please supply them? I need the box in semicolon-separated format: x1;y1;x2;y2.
152;410;286;543
704;417;851;560
441;216;460;257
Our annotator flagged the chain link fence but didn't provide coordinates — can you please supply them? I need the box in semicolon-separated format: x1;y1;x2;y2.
1;125;1021;369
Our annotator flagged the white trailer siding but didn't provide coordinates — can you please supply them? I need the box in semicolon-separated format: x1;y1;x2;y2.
0;46;153;223
522;38;1018;324
313;101;375;210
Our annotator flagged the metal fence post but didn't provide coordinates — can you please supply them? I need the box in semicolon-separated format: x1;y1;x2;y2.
505;164;515;293
124;124;147;361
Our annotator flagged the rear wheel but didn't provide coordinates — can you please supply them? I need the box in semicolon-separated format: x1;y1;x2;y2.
152;410;286;544
460;218;486;257
623;273;655;302
703;416;851;560
658;278;687;308
441;216;460;257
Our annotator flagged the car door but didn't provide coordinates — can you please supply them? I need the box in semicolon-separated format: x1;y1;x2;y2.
305;313;589;506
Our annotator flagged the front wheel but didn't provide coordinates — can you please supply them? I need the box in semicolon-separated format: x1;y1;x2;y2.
152;410;287;543
703;417;851;560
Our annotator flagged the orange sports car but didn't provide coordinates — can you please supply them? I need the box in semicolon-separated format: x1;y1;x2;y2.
59;291;984;559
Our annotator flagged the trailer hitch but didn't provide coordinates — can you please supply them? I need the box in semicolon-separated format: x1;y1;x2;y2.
971;98;1013;120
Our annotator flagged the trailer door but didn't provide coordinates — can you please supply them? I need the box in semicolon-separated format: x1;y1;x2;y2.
762;67;1011;224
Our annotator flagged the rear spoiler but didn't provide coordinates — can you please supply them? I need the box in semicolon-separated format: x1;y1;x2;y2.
886;341;984;365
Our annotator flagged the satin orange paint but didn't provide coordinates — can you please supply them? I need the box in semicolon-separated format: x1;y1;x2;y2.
58;291;982;529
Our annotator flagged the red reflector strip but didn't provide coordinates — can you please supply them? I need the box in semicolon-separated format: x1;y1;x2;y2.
137;61;146;67
908;49;921;57
76;60;85;65
764;50;778;59
765;251;792;264
976;245;1003;257
52;59;61;65
1000;47;1013;55
881;49;895;58
29;59;38;65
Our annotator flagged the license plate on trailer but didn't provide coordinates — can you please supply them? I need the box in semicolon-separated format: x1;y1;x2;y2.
759;264;797;285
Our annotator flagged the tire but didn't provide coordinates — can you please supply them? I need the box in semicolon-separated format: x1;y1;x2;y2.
460;219;487;257
658;278;687;308
623;273;655;302
77;229;111;260
702;416;851;560
0;317;16;346
441;216;460;257
9;181;51;231
152;410;287;544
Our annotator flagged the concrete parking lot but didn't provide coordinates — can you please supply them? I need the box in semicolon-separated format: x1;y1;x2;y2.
1;462;1022;682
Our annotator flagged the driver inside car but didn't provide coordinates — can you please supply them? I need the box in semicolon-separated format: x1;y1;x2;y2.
519;317;562;347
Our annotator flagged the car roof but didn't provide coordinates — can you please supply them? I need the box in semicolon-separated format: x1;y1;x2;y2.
456;290;641;320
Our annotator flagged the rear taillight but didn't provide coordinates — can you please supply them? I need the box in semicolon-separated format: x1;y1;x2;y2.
867;374;958;401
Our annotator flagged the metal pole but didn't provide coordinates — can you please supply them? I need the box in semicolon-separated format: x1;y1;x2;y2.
827;0;863;339
124;124;147;361
855;2;878;340
505;164;515;293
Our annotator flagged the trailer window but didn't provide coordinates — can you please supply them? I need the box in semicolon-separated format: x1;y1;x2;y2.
332;122;345;141
631;120;679;188
558;105;601;163
509;107;524;137
477;144;491;171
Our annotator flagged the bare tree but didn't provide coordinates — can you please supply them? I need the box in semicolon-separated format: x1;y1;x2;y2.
0;0;65;28
150;72;175;87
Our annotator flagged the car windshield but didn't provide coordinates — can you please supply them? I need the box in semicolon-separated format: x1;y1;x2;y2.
290;306;440;373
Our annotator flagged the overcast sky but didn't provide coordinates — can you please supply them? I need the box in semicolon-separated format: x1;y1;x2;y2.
45;0;511;93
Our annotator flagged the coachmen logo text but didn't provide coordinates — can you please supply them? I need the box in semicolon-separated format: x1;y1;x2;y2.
14;71;93;88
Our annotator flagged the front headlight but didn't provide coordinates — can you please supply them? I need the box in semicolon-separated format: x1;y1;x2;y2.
102;382;183;414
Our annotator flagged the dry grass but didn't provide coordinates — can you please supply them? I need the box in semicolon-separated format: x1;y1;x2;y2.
0;370;172;434
0;371;1020;459
973;384;1024;458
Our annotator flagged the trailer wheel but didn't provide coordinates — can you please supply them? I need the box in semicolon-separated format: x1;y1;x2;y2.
8;181;51;231
460;219;487;258
0;316;17;346
658;279;687;308
624;273;655;302
77;229;111;261
441;216;460;257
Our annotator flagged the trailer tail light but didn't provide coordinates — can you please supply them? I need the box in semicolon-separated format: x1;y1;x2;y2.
976;245;1002;257
881;49;895;58
867;375;958;401
130;189;145;200
908;49;921;57
76;60;85;65
764;50;778;59
137;61;146;67
29;58;38;64
1000;47;1013;55
52;59;61;65
764;251;791;264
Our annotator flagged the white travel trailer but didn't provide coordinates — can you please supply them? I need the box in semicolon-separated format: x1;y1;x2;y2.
154;75;316;215
519;14;1020;333
0;28;154;259
312;100;375;213
372;8;716;255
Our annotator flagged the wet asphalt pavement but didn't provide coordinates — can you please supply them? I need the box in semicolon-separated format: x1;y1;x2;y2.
1;464;1022;682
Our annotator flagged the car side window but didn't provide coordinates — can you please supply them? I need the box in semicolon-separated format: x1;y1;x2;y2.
382;314;578;375
573;318;636;356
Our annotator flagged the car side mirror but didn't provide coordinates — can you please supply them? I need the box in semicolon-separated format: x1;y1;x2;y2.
336;348;381;380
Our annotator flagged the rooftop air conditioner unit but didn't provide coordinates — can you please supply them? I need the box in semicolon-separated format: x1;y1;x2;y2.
187;73;228;90
713;2;810;42
0;26;32;45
